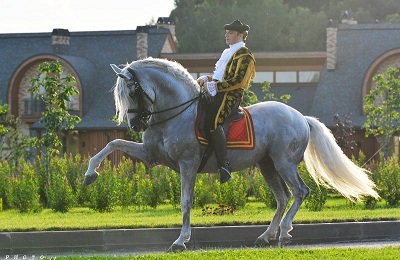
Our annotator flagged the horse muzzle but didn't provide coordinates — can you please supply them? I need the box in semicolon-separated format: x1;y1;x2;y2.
129;118;147;132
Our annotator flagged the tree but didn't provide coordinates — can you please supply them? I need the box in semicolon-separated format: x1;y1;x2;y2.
0;102;35;164
29;60;81;175
170;0;400;53
261;81;290;103
363;67;400;157
333;112;356;150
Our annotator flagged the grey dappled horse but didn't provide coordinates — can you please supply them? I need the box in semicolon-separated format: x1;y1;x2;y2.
83;57;379;252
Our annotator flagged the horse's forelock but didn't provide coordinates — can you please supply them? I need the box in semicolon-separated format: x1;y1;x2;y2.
113;76;130;124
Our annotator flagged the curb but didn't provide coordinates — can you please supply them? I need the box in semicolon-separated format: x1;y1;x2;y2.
1;221;399;255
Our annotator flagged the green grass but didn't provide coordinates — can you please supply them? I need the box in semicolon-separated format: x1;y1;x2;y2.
58;246;400;259
1;197;399;232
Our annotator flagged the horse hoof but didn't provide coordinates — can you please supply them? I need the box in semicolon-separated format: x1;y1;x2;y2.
278;237;291;247
167;243;186;253
254;237;269;247
83;173;98;187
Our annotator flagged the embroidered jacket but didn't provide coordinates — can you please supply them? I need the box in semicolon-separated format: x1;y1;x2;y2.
215;47;256;92
212;47;256;126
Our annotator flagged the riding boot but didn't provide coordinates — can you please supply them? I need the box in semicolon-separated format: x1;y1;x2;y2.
210;125;232;184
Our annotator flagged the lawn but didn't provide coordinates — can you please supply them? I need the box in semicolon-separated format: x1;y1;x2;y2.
1;197;399;232
57;246;400;259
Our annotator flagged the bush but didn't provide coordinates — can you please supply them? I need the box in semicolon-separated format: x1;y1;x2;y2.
217;170;249;208
194;174;217;208
9;162;41;213
116;157;135;208
34;155;49;205
134;165;163;209
159;167;181;209
0;161;11;209
299;162;328;211
47;175;75;213
86;159;120;212
375;157;400;207
251;168;277;209
46;158;76;212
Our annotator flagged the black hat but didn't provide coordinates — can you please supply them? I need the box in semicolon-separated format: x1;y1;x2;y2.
224;20;250;31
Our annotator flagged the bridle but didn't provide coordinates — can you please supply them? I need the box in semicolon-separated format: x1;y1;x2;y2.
125;67;200;129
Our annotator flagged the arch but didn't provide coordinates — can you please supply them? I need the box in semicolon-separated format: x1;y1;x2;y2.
362;48;400;114
7;54;83;118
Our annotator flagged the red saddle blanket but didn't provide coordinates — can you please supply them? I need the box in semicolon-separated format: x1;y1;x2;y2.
195;107;256;150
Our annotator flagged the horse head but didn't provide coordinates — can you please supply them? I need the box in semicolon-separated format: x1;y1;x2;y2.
111;58;200;133
111;63;155;132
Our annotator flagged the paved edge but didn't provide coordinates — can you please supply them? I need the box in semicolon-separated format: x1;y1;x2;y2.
0;221;399;254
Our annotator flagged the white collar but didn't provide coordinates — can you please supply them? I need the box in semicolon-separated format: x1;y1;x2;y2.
212;41;246;81
229;41;245;51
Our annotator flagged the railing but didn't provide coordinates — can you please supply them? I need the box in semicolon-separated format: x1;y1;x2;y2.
23;99;45;117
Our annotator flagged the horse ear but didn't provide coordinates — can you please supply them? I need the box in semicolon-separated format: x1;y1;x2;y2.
110;64;122;74
110;64;132;80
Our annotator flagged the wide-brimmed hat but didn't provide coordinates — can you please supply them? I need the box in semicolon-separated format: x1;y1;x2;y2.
224;19;250;31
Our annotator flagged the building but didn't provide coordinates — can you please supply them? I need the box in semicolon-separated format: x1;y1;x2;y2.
0;18;176;163
1;16;400;163
163;19;400;161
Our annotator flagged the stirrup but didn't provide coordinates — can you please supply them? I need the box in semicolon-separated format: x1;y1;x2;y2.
219;165;232;184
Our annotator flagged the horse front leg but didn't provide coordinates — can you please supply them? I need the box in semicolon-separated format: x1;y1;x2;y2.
83;139;150;186
168;162;197;252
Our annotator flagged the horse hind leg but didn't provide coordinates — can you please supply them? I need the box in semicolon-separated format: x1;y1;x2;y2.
276;161;310;246
255;156;292;246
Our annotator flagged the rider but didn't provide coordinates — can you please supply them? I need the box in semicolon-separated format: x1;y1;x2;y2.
197;19;256;183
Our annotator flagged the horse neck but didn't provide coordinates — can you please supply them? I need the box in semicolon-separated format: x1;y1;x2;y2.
149;71;199;124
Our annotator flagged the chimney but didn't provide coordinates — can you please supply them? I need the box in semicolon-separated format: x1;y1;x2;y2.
340;11;358;25
326;25;337;70
51;29;70;55
157;17;177;43
136;26;149;59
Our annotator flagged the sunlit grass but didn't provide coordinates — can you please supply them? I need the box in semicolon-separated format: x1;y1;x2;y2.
58;246;400;259
1;198;399;232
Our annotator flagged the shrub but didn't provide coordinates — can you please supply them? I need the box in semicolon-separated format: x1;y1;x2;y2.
0;161;11;209
375;157;400;207
9;162;41;213
34;155;49;205
46;157;76;212
161;168;181;209
116;157;135;208
194;174;217;208
217;171;249;208
135;165;163;209
47;174;75;213
299;162;328;211
86;159;120;212
251;168;277;209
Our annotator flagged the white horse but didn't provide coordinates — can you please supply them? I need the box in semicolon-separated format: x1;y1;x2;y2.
83;57;379;252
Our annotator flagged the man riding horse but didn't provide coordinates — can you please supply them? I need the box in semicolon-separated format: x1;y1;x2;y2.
197;19;256;183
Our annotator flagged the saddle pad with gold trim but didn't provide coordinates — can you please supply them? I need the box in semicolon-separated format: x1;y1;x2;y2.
195;107;255;150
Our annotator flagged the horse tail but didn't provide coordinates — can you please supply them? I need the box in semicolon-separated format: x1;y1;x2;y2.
304;116;379;201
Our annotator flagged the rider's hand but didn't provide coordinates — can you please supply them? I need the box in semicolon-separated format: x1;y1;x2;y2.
206;82;217;97
197;75;209;86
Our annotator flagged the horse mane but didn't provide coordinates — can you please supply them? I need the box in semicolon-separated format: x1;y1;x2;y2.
130;58;199;93
114;57;200;124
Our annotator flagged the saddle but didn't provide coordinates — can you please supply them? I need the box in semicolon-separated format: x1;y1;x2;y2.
196;94;244;139
195;93;255;172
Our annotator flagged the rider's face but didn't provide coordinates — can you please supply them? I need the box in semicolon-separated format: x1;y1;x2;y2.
225;30;243;45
